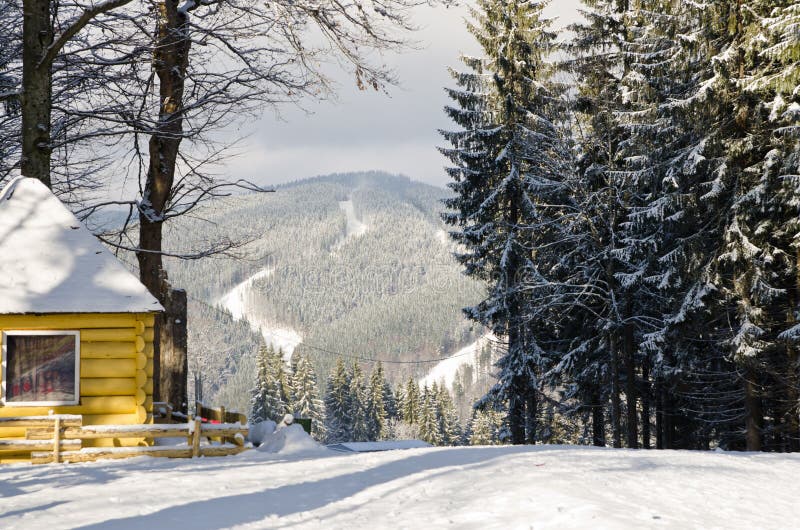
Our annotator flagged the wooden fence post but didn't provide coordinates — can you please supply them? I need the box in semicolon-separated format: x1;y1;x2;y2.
191;417;201;458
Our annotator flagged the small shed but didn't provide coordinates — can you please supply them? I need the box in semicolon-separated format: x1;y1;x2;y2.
0;177;163;462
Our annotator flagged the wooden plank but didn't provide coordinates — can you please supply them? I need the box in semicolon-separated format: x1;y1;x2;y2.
0;314;139;329
199;426;249;438
225;411;248;425
0;415;82;428
0;398;140;418
81;328;139;342
200;445;248;457
145;359;154;377
82;409;146;426
32;446;193;464
81;358;136;378
80;342;138;359
81;378;137;396
142;327;155;342
0;439;80;452
71;425;189;439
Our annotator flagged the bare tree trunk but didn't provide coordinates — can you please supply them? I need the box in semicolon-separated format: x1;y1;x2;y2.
524;388;537;444
784;249;800;452
21;0;53;186
641;355;651;449
609;333;622;448
508;377;525;445
160;286;187;412
136;0;191;403
744;368;762;451
655;378;664;449
592;389;605;447
624;306;638;447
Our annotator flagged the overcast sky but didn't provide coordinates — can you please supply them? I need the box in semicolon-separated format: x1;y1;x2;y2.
225;1;583;189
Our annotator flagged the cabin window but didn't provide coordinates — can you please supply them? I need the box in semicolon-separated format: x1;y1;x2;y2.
1;331;80;406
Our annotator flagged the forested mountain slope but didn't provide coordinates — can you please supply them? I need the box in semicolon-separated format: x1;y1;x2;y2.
161;172;485;412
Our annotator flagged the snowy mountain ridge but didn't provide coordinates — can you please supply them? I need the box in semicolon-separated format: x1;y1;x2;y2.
160;171;486;412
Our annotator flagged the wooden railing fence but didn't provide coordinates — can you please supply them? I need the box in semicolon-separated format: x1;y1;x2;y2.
0;412;248;465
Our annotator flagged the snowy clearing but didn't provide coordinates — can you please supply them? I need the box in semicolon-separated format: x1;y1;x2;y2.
216;268;303;361
1;443;798;529
419;334;495;391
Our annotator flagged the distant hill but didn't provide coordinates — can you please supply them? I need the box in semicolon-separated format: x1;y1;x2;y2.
160;171;488;413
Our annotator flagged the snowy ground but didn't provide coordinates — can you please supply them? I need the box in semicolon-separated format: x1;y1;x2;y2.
1;441;798;529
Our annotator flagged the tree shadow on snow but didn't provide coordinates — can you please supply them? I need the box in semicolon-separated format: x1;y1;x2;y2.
73;446;538;530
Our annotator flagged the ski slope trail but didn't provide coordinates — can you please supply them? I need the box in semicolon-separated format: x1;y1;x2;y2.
217;268;302;363
420;333;496;391
332;199;368;252
1;444;798;529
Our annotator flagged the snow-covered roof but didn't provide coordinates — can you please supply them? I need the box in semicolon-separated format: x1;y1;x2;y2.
0;177;163;314
326;440;432;453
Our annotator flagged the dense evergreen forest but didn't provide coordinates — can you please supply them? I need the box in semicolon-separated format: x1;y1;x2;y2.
442;0;800;451
157;172;486;414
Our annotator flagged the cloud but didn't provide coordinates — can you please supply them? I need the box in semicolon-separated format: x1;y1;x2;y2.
235;1;584;188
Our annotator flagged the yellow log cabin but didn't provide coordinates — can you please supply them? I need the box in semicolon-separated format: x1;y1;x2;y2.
0;177;163;463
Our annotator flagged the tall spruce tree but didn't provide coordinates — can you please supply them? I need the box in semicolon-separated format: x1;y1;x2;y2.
250;345;289;423
324;358;352;443
402;377;420;425
291;354;326;441
440;0;569;444
366;363;388;441
348;362;369;442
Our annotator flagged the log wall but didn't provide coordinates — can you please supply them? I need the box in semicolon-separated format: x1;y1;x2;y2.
0;312;158;462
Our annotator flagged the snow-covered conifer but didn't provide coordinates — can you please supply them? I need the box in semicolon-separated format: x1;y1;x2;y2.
324;358;352;443
441;0;572;445
291;354;326;441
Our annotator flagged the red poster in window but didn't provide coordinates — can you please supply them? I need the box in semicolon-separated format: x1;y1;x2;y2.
4;334;77;404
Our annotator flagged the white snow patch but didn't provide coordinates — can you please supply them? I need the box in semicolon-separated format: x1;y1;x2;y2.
247;420;277;446
216;268;302;362
1;445;799;528
256;423;330;457
419;333;496;391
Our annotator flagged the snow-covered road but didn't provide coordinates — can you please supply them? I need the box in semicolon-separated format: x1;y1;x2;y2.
1;444;798;529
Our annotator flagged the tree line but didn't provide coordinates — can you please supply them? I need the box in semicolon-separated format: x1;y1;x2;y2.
442;0;800;451
249;344;521;447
